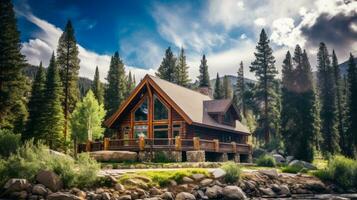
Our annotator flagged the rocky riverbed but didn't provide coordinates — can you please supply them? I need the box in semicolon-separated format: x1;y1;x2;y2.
1;168;357;200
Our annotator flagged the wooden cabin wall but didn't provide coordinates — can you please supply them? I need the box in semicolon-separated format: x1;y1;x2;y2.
186;125;247;144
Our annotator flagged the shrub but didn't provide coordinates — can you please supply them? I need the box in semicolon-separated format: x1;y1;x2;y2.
0;129;21;158
221;162;241;183
0;140;100;188
281;165;307;174
313;155;357;189
153;151;175;163
256;154;276;167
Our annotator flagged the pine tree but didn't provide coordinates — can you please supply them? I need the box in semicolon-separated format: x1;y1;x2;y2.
346;53;357;157
42;53;64;149
0;0;28;133
214;73;223;99
92;66;104;105
250;29;279;144
156;47;176;82
317;42;340;155
198;55;210;87
57;20;80;141
105;52;127;119
126;71;135;97
332;50;346;154
234;61;245;116
25;62;46;140
222;75;232;99
175;48;191;87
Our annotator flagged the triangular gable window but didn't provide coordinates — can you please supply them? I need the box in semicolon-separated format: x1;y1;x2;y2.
154;94;168;120
134;97;148;121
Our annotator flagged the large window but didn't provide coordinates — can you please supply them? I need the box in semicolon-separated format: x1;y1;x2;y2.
154;95;168;120
135;97;148;121
172;123;181;138
154;125;168;138
134;125;148;138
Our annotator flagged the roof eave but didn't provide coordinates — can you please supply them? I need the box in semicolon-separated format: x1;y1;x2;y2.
191;122;250;136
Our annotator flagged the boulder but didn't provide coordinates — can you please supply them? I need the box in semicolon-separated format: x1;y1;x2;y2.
115;183;125;191
47;192;81;200
150;187;161;195
175;192;196;200
222;186;246;200
286;156;294;163
272;154;285;164
279;185;291;196
212;168;226;179
200;178;213;186
118;195;132;200
259;187;275;196
32;184;47;196
191;173;205;181
160;192;174;200
10;191;28;199
36;170;63;192
289;160;317;170
205;185;222;199
182;177;194;183
89;150;137;162
102;192;111;200
258;169;279;179
4;179;30;192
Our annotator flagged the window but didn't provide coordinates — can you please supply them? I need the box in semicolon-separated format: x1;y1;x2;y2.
134;125;148;138
154;95;168;120
223;112;233;124
154;125;168;138
172;123;181;138
135;97;148;121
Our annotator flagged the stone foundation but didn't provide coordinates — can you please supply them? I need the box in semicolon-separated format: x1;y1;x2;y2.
138;151;182;162
186;150;205;162
234;153;240;163
218;153;228;162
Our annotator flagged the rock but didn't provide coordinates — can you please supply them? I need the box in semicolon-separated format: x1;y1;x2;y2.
4;178;30;192
200;178;213;186
212;168;226;179
89;150;137;162
123;178;149;189
47;192;81;200
175;192;196;200
32;184;47;196
289;160;317;170
286;156;294;163
77;190;86;199
304;180;326;192
271;184;281;192
182;177;194;183
102;192;111;200
222;186;246;200
95;188;104;194
259;187;275;196
29;195;39;200
36;170;63;192
115;183;125;191
191;174;205;181
279;185;291;196
196;190;207;200
150;187;161;195
258;169;279;179
205;185;222;199
169;180;177;186
10;191;28;199
118;195;132;200
160;192;174;200
272;154;285;164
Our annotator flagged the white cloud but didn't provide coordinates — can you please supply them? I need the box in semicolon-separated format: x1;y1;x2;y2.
240;34;247;40
19;12;154;82
207;0;246;30
270;17;306;48
254;18;266;27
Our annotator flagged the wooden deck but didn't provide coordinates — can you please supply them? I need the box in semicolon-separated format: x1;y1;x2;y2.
78;137;251;155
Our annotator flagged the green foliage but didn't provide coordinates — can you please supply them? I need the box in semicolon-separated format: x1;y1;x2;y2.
156;47;177;82
153;151;174;163
221;162;241;183
346;53;357;158
222;75;233;99
281;165;307;174
92;66;104;105
313;155;357;189
0;129;21;158
198;54;210;87
71;90;106;143
126;71;135;97
0;0;28;133
256;154;276;167
214;73;223;99
175;48;191;87
0;140;100;188
234;61;245;116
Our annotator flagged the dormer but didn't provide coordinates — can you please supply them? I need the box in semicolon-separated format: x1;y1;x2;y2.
203;99;241;127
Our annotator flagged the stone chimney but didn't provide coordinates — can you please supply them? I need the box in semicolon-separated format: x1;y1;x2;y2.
197;87;213;98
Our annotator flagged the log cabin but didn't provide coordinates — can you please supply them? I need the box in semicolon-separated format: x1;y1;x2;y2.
84;75;252;162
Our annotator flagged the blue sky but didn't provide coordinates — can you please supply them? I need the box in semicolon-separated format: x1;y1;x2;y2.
14;0;357;81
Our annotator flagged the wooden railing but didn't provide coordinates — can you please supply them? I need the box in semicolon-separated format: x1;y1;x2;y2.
78;136;251;155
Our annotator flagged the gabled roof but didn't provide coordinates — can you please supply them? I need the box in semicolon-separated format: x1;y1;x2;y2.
105;75;250;134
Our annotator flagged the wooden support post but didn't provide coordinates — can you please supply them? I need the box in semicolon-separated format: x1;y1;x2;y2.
231;142;237;153
193;137;200;150
103;138;109;150
86;140;92;152
213;139;219;152
139;136;145;151
175;136;181;151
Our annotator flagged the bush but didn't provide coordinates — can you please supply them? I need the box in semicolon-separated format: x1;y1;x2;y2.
313;155;357;189
256;154;276;167
281;165;308;174
0;129;21;158
153;151;174;163
0;140;100;188
221;162;241;183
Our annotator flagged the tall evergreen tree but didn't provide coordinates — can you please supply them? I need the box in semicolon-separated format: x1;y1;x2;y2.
156;47;176;82
175;48;191;87
25;62;46;140
126;71;135;97
234;61;245;116
42;53;64;149
92;66;104;105
317;42;340;155
57;20;80;141
0;0;28;133
214;73;223;99
332;50;346;154
222;75;232;99
250;29;279;144
198;55;210;87
105;52;127;119
346;53;357;157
